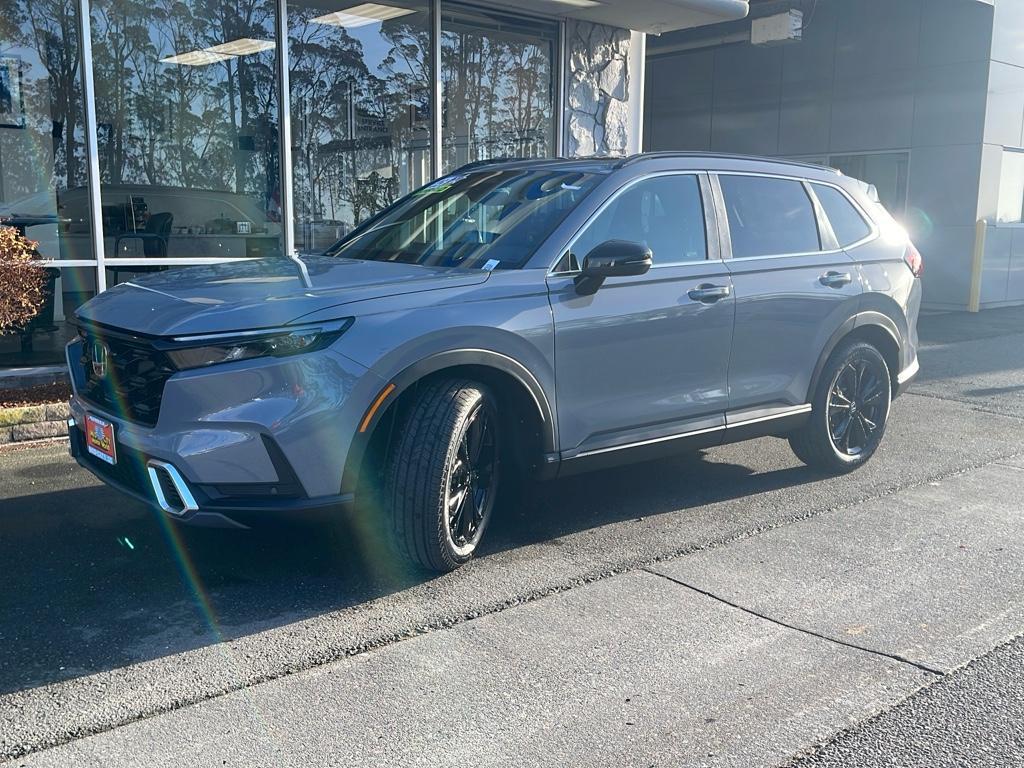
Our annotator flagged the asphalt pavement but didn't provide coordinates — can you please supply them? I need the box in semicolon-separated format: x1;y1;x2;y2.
791;635;1024;768
1;306;1023;766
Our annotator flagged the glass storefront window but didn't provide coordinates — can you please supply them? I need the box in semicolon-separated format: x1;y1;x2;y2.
89;0;283;263
441;5;556;174
288;0;431;253
1;0;95;366
0;0;571;371
0;0;94;261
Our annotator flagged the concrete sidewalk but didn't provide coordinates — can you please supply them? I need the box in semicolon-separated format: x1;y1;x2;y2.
12;454;1024;767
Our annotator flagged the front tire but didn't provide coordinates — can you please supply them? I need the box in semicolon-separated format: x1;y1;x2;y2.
384;379;500;572
789;340;892;474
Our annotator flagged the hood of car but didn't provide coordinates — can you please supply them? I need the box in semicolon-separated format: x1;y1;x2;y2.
76;256;491;336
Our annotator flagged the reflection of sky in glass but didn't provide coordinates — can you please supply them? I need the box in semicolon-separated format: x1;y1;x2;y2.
359;28;399;76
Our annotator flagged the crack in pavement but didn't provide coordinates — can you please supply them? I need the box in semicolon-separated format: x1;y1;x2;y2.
5;446;1023;763
641;567;947;677
995;462;1024;473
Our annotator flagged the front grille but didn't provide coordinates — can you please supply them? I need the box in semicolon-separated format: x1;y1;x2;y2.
77;325;176;427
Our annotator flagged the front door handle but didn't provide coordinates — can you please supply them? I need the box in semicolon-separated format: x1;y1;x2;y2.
688;283;732;303
820;271;853;288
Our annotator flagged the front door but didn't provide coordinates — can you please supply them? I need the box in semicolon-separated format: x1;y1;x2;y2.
548;173;735;458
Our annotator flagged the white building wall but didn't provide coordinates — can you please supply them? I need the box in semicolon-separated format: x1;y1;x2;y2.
976;0;1024;306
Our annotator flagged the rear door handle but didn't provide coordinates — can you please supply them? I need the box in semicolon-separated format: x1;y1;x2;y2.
688;283;732;303
820;271;853;288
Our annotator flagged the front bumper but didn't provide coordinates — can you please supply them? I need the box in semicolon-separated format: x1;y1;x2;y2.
66;333;381;527
69;422;355;527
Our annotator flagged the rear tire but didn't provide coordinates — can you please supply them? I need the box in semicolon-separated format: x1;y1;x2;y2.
789;340;892;474
384;379;500;572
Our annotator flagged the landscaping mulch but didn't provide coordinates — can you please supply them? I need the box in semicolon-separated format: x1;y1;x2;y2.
0;381;72;409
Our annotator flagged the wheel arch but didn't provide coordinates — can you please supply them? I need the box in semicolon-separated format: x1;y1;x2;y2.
807;312;903;403
341;350;557;497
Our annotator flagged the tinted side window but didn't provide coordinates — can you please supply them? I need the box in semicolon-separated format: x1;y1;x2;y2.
719;175;820;258
570;175;707;268
812;183;873;247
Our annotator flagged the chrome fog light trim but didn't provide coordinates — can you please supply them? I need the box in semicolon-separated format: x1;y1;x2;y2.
146;460;200;516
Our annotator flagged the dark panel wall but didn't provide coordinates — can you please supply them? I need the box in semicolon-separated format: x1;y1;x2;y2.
644;0;996;308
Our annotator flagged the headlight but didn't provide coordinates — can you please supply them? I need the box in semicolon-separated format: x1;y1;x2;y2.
164;319;353;370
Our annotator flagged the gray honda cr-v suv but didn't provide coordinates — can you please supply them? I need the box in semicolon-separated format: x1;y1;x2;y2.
67;153;921;571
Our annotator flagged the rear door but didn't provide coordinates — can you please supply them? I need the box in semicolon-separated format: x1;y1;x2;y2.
714;172;863;418
547;172;735;458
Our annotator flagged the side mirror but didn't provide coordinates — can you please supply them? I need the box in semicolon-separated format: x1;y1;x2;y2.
574;240;653;295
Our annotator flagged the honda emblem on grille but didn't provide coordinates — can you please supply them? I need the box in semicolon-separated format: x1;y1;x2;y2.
92;341;110;378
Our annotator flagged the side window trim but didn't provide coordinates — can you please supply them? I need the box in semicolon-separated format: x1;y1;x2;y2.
713;170;877;261
698;172;724;263
709;173;732;261
548;171;716;275
804;180;840;252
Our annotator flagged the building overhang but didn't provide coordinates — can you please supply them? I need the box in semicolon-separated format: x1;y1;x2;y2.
478;0;750;34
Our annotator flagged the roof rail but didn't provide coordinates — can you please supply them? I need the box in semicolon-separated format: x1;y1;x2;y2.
450;157;521;173
612;151;839;174
450;156;619;173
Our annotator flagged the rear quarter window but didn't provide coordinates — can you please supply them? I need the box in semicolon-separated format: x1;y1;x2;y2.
812;183;873;247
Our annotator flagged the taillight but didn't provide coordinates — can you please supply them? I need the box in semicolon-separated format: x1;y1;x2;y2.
904;243;924;278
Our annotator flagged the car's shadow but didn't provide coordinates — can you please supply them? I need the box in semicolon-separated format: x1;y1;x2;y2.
0;447;821;696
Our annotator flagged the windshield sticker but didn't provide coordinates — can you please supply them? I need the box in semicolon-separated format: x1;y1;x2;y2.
482;259;501;271
415;174;468;196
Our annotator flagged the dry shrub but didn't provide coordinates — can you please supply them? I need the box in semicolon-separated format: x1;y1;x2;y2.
0;225;47;334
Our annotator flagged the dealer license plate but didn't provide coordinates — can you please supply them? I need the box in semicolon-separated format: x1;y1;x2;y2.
85;413;117;465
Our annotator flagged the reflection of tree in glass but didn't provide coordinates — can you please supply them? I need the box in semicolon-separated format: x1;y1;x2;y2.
288;12;429;232
3;0;88;193
0;64;13;113
89;0;279;200
441;25;553;171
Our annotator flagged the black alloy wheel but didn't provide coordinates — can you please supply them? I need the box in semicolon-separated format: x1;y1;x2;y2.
789;340;892;474
827;357;888;457
445;399;499;557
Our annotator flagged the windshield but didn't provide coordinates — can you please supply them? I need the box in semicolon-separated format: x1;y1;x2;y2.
323;168;602;270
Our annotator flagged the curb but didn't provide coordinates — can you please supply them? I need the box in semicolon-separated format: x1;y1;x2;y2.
0;402;70;445
0;366;69;391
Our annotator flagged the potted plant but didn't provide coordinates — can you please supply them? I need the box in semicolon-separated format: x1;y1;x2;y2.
0;225;49;353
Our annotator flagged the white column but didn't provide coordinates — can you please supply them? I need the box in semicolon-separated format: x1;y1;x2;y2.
276;0;296;257
627;31;646;155
77;0;107;291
